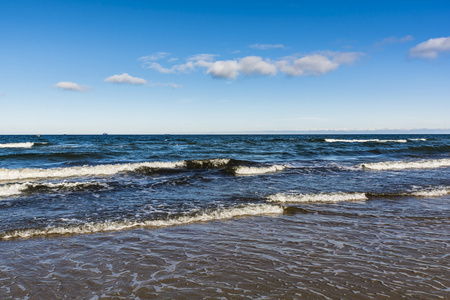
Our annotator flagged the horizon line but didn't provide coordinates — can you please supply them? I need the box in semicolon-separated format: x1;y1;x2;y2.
2;128;450;135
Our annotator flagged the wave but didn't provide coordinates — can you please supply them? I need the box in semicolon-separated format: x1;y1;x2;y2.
226;165;286;176
325;139;408;143
266;187;450;204
266;192;368;203
0;161;186;182
0;181;109;198
0;203;284;240
367;187;450;198
361;158;450;170
0;158;259;182
0;142;35;148
185;158;247;169
409;187;450;197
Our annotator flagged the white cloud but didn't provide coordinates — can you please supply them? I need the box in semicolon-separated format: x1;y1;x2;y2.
277;55;339;76
249;43;286;50
145;51;362;79
206;60;240;79
239;56;277;76
144;60;198;74
276;51;362;76
104;73;147;85
195;56;277;79
144;62;176;74
53;82;91;92
409;36;450;59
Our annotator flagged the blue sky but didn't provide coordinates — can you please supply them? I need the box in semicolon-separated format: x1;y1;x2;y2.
1;0;449;134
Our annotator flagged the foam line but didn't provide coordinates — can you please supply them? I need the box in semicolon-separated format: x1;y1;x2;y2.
0;204;284;239
361;158;450;170
267;192;368;203
325;139;407;143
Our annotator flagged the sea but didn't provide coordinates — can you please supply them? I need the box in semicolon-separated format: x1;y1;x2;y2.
0;134;449;299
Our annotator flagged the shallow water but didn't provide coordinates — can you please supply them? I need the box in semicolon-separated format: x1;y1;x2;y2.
1;196;449;299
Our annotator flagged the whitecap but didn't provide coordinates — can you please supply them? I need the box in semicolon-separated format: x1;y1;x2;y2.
229;165;286;176
0;181;109;197
361;158;450;170
0;142;35;148
325;139;407;143
409;187;450;197
0;161;187;182
266;192;368;203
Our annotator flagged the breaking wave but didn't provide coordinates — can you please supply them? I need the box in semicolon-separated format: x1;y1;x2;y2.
0;203;283;240
0;161;186;182
226;165;286;176
0;181;109;197
361;158;450;170
409;187;450;197
185;158;250;169
325;139;408;143
266;187;450;204
266;192;368;203
0;142;35;148
0;158;259;182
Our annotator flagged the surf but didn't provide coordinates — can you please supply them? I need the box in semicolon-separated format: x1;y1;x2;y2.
361;158;450;170
0;142;35;148
0;203;283;240
0;181;109;197
266;192;368;203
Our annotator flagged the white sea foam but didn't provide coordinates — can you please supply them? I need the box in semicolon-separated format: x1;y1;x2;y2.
325;139;407;143
187;158;231;168
408;138;427;141
410;187;450;197
0;142;35;148
0;183;24;197
0;161;186;182
361;158;450;170
230;165;286;175
0;203;283;239
266;192;368;203
0;181;109;197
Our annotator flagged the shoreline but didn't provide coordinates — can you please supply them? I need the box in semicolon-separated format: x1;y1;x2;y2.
2;199;449;299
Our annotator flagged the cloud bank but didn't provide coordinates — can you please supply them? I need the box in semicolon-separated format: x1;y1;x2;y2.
141;51;364;79
409;37;450;59
105;73;147;85
53;82;91;92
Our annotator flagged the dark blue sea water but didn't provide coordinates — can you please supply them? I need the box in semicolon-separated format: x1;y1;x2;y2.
1;134;449;298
